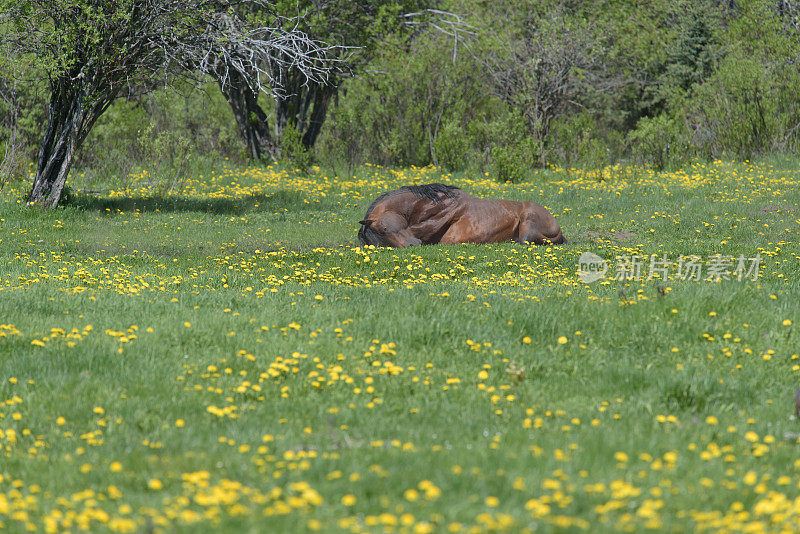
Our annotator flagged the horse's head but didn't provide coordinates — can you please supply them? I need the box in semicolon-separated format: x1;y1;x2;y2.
359;212;422;248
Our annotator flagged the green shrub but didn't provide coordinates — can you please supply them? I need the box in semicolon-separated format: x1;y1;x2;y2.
627;113;683;170
688;53;777;159
484;111;540;183
76;79;242;189
432;118;472;172
682;2;800;160
488;144;531;183
136;122;193;193
279;122;312;173
549;113;621;171
318;31;496;171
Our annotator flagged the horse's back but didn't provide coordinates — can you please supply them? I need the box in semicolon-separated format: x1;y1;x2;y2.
436;196;521;244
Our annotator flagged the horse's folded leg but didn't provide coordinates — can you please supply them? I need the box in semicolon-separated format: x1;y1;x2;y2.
547;231;567;245
543;233;567;245
517;222;566;246
516;220;542;245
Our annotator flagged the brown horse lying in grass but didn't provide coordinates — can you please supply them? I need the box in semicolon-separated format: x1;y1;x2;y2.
358;184;566;248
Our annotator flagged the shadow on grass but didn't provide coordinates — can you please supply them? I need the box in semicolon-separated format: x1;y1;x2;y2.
71;190;312;215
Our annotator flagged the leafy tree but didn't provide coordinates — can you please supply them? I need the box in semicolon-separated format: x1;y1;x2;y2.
685;0;800;158
0;0;337;207
318;28;491;170
214;0;433;161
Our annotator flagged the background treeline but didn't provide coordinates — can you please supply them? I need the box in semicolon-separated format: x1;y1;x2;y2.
3;0;800;187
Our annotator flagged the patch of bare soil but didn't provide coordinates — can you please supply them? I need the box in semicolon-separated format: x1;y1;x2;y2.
755;204;796;215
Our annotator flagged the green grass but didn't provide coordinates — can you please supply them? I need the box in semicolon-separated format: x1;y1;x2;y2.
0;160;798;532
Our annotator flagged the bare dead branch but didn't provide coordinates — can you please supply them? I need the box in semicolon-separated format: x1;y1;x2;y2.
403;9;478;64
0;0;349;206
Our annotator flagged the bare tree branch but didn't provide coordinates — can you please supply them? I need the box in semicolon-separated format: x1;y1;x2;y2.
0;0;346;207
403;9;478;64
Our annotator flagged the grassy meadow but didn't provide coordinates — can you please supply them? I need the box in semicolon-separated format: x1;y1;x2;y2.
0;160;799;532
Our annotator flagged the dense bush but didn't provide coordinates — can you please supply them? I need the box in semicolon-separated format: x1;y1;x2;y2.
279;122;313;173
77;81;242;190
317;0;800;179
5;0;800;183
316;31;493;170
684;3;800;160
628;114;684;170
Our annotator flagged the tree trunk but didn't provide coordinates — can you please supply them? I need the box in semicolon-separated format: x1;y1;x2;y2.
274;74;302;144
218;70;277;161
28;83;85;208
274;83;336;151
219;63;337;159
301;85;336;149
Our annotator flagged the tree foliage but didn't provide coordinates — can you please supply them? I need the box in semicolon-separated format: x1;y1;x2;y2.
5;0;800;189
213;0;433;162
0;0;338;207
319;0;800;173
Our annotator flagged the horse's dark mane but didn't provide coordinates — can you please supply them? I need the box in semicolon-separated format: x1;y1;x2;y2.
364;183;461;218
358;183;460;246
